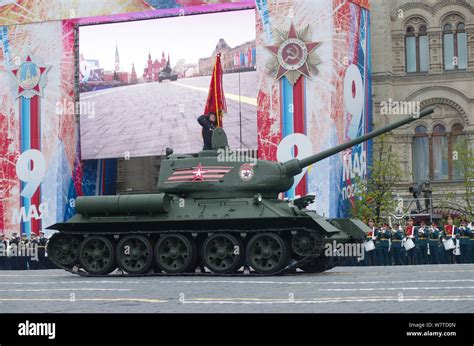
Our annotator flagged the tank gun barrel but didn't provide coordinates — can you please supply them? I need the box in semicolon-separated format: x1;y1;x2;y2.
283;108;435;176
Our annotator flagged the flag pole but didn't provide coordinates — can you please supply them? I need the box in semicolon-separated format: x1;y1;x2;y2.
214;54;220;127
239;70;242;149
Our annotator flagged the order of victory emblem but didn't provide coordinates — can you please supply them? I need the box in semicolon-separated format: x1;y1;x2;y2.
265;23;321;85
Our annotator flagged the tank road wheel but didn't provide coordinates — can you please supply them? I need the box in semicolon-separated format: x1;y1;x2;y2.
202;233;243;274
291;231;319;257
154;234;197;273
79;236;116;275
47;234;81;267
116;235;153;274
246;233;290;274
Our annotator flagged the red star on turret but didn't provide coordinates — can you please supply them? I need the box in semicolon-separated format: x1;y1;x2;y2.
192;164;208;182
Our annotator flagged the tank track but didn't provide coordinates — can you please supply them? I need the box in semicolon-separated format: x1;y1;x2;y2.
47;227;333;277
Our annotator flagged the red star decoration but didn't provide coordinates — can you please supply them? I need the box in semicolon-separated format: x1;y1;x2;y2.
265;23;320;81
192;164;208;182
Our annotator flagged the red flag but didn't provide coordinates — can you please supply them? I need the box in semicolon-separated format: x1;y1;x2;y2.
204;53;227;127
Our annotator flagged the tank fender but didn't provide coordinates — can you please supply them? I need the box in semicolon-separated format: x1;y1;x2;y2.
302;210;342;236
329;218;369;241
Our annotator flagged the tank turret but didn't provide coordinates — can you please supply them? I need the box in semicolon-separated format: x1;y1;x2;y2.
158;108;434;198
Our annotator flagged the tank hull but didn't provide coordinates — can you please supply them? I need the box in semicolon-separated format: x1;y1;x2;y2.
46;196;366;276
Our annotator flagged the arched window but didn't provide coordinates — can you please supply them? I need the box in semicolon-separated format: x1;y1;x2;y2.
451;124;465;180
405;20;430;73
443;18;468;70
412;122;465;182
413;126;429;182
419;26;429;72
432;125;448;180
456;23;468;70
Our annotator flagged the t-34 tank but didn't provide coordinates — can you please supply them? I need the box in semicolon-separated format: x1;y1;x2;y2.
158;60;178;83
47;108;434;276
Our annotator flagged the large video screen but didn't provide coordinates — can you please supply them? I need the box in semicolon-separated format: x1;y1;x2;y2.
78;9;256;160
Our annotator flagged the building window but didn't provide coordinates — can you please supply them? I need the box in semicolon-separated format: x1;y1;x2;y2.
413;126;429;181
457;24;468;70
413;123;465;182
443;21;467;70
405;23;429;73
432;124;448;180
451;124;465;180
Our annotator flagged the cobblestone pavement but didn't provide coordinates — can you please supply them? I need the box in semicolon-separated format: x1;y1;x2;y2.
80;71;257;160
1;264;474;313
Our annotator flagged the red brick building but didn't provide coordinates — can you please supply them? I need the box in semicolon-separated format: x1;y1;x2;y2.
143;51;168;82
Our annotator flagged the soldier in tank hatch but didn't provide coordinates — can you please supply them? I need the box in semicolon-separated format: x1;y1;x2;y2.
197;112;216;150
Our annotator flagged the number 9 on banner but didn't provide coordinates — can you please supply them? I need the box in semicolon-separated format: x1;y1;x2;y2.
343;64;364;140
16;149;46;199
277;134;312;189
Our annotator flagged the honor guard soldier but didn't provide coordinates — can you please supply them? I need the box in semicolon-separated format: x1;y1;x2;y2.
404;218;418;265
364;218;378;266
459;220;471;264
391;223;404;265
19;233;29;270
416;220;429;265
377;223;391;265
29;233;39;270
9;233;20;270
442;216;458;264
0;234;6;270
428;222;441;265
38;231;48;269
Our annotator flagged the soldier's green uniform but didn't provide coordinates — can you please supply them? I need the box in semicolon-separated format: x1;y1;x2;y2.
9;234;20;270
416;224;429;265
38;232;48;269
459;224;471;264
377;226;391;266
19;235;29;270
29;234;39;270
391;226;404;265
428;225;441;265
